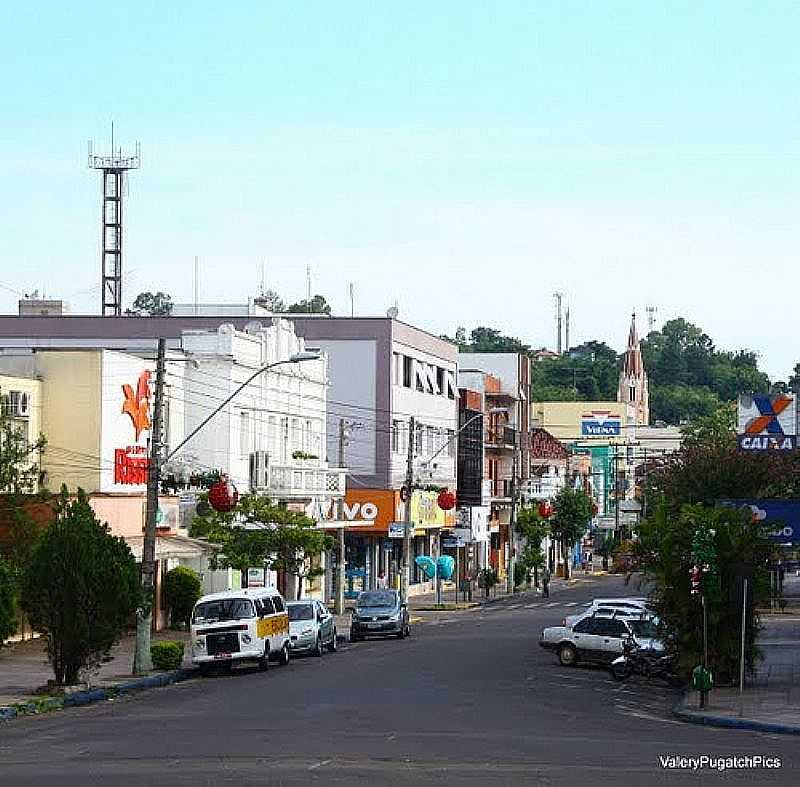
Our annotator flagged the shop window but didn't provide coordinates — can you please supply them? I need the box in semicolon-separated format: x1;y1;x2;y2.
403;356;412;388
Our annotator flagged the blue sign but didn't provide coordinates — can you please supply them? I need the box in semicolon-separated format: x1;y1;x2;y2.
719;500;800;544
736;435;796;452
581;411;622;437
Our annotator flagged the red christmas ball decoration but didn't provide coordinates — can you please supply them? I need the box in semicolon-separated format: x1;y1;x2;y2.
437;489;457;511
591;501;599;515
208;476;239;513
538;500;553;519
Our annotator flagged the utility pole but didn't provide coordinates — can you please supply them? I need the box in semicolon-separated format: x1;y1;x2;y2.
401;417;416;603
133;338;166;674
553;292;564;354
506;445;518;593
614;444;621;538
334;418;348;614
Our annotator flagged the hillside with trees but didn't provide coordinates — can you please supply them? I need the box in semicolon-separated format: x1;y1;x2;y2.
446;319;774;426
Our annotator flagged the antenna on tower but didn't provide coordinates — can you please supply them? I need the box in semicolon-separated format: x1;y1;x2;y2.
553;292;564;354
646;305;658;331
88;125;140;316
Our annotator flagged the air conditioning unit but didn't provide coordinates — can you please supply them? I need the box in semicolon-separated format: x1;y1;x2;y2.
10;391;31;418
249;450;270;491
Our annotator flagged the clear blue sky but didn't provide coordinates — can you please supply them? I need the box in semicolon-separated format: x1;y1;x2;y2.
1;1;797;377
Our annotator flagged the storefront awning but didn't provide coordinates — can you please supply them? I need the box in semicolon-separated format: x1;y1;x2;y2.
125;534;217;561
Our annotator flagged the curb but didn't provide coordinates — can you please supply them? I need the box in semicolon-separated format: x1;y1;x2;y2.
0;667;196;722
672;696;800;736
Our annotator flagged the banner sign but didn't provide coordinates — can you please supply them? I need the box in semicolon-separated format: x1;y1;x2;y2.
581;410;622;437
719;499;800;544
737;394;796;451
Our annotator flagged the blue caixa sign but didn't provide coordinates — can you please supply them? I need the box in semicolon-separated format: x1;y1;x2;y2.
719;500;800;544
581;410;622;437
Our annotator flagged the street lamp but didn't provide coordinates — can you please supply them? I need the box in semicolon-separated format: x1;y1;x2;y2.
166;350;321;462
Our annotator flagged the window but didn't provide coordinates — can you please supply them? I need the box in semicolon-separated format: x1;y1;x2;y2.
193;598;255;624
446;429;455;458
573;618;596;634
414;424;423;453
436;367;445;395
260;597;276;615
273;596;285;612
415;361;425;392
403;356;412;388
393;353;402;385
427;426;437;455
593;618;627;638
239;411;251;457
391;419;401;453
288;603;314;621
629;385;636;401
305;419;313;451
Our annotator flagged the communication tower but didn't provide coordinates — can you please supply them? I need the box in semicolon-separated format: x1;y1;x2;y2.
88;128;140;316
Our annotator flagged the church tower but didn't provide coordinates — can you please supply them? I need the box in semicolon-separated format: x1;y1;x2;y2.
618;313;650;425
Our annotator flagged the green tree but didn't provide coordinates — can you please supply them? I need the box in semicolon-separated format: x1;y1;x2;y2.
258;289;286;312
636;503;771;682
129;291;173;316
163;566;203;629
649;384;720;424
191;493;334;600
0;408;46;493
462;326;530;354
0;555;16;645
21;488;140;685
286;294;332;315
682;402;736;451
549;487;593;580
516;506;549;587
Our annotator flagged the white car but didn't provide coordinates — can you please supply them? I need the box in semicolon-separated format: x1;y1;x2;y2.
540;613;664;667
564;597;652;628
287;599;338;656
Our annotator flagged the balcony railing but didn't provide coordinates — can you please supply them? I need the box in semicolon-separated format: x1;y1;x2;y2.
520;477;563;501
268;465;347;499
490;479;514;499
485;425;517;449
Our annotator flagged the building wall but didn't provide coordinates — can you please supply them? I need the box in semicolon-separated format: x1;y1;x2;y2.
531;401;635;442
0;374;44;490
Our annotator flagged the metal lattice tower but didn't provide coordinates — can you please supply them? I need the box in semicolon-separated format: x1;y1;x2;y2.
88;131;140;316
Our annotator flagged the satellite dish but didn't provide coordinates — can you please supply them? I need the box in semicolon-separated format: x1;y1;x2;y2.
387;305;399;319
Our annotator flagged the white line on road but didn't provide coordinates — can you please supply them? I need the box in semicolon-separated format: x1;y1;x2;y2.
564;602;578;607
525;604;540;609
507;604;521;610
545;602;560;607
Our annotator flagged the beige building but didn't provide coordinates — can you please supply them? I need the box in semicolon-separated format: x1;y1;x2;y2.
530;400;637;443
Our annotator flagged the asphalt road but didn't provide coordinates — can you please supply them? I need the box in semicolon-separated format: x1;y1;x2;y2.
1;575;797;786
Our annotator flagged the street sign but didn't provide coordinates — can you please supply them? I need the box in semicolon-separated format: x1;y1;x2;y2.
388;522;405;538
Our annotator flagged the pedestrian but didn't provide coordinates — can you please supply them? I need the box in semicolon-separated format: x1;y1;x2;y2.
376;571;388;589
542;566;550;598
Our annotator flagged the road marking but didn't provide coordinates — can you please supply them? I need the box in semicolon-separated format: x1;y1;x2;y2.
545;602;559;607
507;604;521;610
308;760;332;771
524;603;540;609
564;602;578;607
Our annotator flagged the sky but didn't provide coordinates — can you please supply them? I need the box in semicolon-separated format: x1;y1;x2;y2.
1;1;798;379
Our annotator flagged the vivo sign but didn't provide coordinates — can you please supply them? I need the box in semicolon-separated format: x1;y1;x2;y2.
581;411;622;437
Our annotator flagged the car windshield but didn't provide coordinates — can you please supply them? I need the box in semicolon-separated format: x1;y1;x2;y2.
288;603;314;622
358;591;397;608
628;619;658;639
192;598;255;624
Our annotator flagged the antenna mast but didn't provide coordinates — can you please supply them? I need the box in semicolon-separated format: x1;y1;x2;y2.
553;292;564;354
88;127;140;316
646;305;658;331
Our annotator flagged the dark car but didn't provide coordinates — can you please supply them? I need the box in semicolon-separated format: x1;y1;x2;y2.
350;589;410;641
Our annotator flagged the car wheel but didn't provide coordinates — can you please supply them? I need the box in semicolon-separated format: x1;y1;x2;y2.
258;644;270;671
558;643;578;667
279;642;290;666
313;634;324;657
328;629;338;652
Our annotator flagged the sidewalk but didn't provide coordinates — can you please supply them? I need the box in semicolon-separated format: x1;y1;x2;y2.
675;615;800;735
0;629;192;707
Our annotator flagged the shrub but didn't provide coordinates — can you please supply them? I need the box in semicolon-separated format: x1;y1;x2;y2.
163;566;202;628
513;561;528;589
0;555;16;645
150;640;185;671
21;487;140;685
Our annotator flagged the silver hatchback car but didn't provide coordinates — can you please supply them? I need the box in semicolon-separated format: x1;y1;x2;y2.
286;599;338;656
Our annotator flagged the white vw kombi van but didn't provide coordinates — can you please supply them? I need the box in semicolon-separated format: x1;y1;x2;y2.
191;587;291;674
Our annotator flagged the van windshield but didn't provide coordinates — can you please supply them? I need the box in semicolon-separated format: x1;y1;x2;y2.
193;598;255;624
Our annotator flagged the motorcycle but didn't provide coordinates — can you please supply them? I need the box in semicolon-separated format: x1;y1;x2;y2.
610;638;682;687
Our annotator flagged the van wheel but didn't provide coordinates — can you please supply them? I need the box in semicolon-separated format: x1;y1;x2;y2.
313;634;324;657
258;645;270;671
558;643;578;667
279;642;290;666
328;629;338;652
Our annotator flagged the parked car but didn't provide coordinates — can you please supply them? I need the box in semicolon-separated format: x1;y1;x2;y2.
564;597;654;628
350;589;410;641
540;613;663;667
191;587;290;674
287;599;337;656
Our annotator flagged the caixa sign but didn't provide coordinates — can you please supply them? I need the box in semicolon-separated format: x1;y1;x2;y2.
581;411;621;437
737;435;796;451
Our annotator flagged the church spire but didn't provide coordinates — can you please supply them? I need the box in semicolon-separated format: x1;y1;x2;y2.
618;312;649;424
